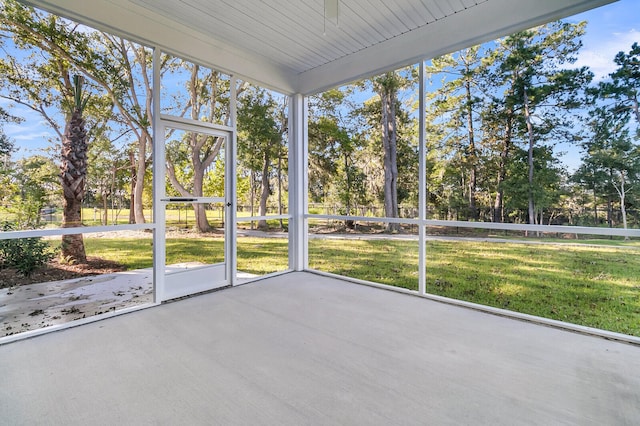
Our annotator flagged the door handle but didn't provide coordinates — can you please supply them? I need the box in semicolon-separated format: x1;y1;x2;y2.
161;197;197;202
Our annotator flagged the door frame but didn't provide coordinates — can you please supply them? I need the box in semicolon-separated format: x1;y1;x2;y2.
153;115;236;302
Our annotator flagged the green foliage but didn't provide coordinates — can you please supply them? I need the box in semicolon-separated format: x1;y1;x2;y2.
1;0;156;224
576;43;640;230
1;155;59;228
237;85;288;221
202;157;226;198
598;42;640;136
0;126;15;158
162;62;234;231
87;137;129;224
308;91;352;203
487;21;590;223
503;146;563;221
237;86;283;172
426;47;485;219
309;68;418;219
310;113;371;212
0;222;55;276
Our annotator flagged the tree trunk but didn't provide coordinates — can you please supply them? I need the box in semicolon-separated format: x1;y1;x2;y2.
192;161;212;233
133;133;148;224
615;172;629;240
493;181;504;223
61;199;86;264
523;86;536;225
631;97;640;125
193;203;211;232
110;168;118;225
278;152;284;230
493;111;513;223
381;78;399;233
607;169;614;228
250;171;255;230
165;162;212;233
593;187;598;226
60;105;87;263
620;192;628;239
465;73;478;220
344;153;354;229
102;194;108;225
129;149;136;224
258;151;270;230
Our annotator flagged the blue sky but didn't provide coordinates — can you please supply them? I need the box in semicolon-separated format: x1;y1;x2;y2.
555;0;639;170
570;0;639;82
1;0;639;170
0;99;51;155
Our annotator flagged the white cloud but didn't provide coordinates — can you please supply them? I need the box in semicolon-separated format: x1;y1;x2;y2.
575;28;639;81
3;120;56;153
11;131;54;142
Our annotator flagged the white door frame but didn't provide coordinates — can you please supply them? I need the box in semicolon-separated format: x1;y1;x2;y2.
153;117;236;302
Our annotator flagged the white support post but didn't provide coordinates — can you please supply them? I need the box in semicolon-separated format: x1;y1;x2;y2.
227;76;238;285
152;47;166;302
418;61;427;295
288;94;309;271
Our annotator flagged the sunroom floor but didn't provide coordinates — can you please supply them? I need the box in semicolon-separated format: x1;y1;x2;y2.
1;271;638;425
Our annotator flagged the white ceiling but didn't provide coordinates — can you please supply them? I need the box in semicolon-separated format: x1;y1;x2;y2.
24;0;614;95
129;0;485;73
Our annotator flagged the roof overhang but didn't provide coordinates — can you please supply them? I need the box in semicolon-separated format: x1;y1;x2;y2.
23;0;615;95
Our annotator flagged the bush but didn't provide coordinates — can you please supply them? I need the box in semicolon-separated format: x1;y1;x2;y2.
0;222;55;276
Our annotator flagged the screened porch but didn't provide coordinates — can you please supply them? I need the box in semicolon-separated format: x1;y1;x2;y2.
1;0;639;423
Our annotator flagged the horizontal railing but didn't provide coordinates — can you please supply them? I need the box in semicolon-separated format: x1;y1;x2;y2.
236;214;290;222
0;223;155;240
307;214;640;238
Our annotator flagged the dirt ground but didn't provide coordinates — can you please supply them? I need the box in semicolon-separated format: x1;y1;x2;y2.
0;257;126;289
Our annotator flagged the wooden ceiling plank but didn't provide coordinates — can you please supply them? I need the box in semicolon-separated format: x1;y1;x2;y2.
182;0;332;70
446;0;467;12
347;0;400;40
461;0;482;8
403;0;436;24
335;1;388;45
371;0;413;32
268;0;362;55
391;0;425;29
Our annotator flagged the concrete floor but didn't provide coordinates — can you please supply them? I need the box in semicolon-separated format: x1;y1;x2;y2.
1;272;639;425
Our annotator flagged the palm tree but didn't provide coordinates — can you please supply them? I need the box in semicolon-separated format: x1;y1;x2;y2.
60;75;88;263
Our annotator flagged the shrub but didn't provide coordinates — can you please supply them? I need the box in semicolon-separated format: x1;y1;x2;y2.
0;222;55;276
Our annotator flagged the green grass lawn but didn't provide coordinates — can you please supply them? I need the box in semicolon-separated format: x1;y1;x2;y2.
423;241;640;337
84;236;290;275
78;236;640;337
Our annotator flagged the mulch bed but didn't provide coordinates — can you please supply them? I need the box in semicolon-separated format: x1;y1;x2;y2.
0;257;126;288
